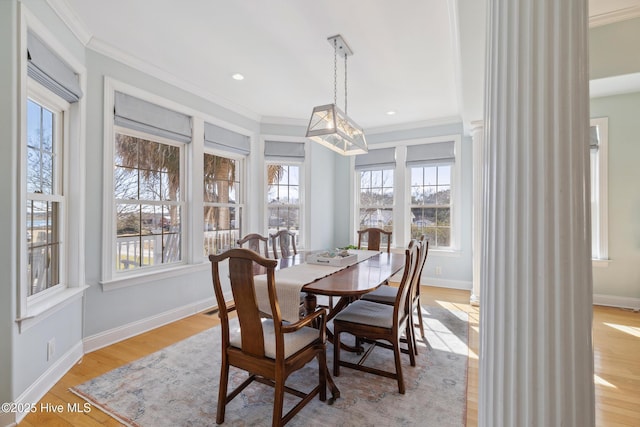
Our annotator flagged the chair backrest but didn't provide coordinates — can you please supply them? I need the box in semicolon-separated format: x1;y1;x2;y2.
237;233;270;258
269;229;297;259
392;240;420;326
357;227;392;253
408;236;429;309
209;248;280;358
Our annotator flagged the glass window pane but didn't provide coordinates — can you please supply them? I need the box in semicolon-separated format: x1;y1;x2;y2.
437;208;451;226
411;168;423;186
438;165;451;185
424;167;437;185
27;200;60;294
117;204;140;236
114;166;138;200
139;171;161;201
382;169;394;188
371;170;382;187
437;185;451;205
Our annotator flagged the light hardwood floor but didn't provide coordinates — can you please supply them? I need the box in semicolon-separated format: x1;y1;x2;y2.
18;287;640;426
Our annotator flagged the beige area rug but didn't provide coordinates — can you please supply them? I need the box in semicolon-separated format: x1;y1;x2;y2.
71;306;469;426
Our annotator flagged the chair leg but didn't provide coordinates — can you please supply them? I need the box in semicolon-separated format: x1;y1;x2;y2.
406;323;416;367
393;338;405;394
333;330;341;377
416;299;426;340
273;374;285;427
318;351;327;402
216;360;229;424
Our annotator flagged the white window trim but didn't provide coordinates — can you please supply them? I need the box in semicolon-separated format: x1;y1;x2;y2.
350;135;462;251
591;116;609;264
17;8;88;331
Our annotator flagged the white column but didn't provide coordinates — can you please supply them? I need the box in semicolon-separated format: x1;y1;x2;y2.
470;120;484;306
479;0;595;426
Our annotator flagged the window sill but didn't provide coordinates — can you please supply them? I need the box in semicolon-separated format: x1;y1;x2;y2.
16;285;88;332
592;258;610;268
100;262;210;292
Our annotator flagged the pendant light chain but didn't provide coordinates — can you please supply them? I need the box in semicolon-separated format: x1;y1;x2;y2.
333;38;338;106
344;52;348;115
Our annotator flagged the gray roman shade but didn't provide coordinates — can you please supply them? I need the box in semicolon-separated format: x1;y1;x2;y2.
406;141;455;166
204;122;250;155
355;147;396;170
264;141;305;161
114;92;192;143
27;31;83;103
590;125;599;150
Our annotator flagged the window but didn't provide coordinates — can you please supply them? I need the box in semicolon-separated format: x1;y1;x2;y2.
114;131;184;271
352;139;459;251
110;91;190;274
267;164;301;236
26;96;65;296
264;141;305;246
354;147;396;247
358;169;394;232
410;165;451;247
590;117;608;260
203;153;242;255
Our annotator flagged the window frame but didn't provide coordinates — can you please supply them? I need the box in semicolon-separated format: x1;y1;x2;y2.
590;117;609;263
203;148;246;256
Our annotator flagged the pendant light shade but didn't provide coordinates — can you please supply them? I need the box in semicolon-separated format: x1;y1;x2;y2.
306;35;367;156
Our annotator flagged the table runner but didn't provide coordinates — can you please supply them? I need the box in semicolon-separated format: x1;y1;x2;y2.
254;250;379;322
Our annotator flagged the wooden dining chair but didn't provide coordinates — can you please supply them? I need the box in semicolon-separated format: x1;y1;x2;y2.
361;235;430;353
209;248;329;426
357;227;392;253
237;233;270;258
270;229;297;259
332;240;419;394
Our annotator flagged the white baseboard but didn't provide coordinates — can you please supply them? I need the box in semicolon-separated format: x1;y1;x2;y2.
422;277;472;291
593;293;640;310
10;341;84;425
83;297;217;353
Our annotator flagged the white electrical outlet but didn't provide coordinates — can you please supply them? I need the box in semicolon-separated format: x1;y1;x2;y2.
47;338;56;361
435;266;442;276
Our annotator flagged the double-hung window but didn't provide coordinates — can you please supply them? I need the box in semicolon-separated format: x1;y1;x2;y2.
112;92;189;273
264;141;305;246
22;30;84;315
590;117;608;261
203;122;249;255
407;142;455;248
26;93;66;297
355;148;396;247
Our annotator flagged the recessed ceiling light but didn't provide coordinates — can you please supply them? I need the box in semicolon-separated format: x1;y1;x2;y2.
386;110;397;116
232;73;244;81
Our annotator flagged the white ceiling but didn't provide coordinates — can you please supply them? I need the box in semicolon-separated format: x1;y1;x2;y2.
54;0;640;130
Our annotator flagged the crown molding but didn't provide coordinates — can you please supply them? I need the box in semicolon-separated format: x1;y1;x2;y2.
260;116;309;127
589;5;640;28
46;0;92;45
590;72;640;98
